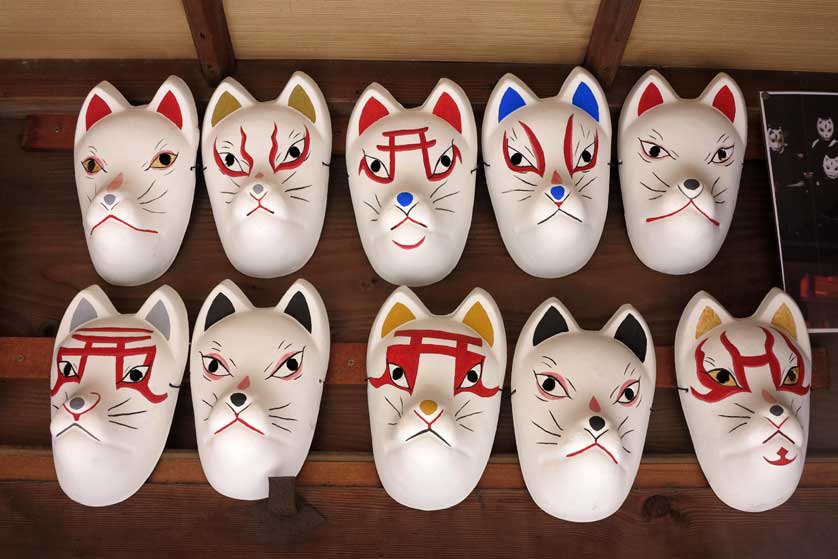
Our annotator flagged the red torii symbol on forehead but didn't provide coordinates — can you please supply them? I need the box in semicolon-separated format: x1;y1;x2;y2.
51;326;167;404
369;328;499;398
375;127;438;180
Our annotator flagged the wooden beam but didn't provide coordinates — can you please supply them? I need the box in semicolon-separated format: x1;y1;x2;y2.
1;337;830;389
584;0;642;88
181;0;236;84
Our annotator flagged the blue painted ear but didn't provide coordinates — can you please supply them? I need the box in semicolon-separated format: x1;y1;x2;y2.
572;81;600;122
498;86;527;123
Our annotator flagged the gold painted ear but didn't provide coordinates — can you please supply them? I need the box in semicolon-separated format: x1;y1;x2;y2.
211;91;242;127
695;306;722;339
288;84;317;123
381;303;416;338
462;301;494;347
771;303;798;340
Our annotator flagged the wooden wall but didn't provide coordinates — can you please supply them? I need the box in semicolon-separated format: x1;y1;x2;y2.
0;59;837;557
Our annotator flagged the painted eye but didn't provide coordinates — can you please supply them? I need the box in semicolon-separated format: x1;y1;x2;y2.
57;360;78;378
535;373;570;399
270;351;304;379
387;362;409;389
282;138;305;164
219;152;247;174
149;151;178;169
617;380;640;404
120;365;150;384
362;154;391;181
782;366;800;386
430;144;459;179
458;363;483;389
201;354;231;378
81;157;104;174
639;139;672;160
505;142;536;171
706;367;739;387
711;145;735;164
573;140;598;172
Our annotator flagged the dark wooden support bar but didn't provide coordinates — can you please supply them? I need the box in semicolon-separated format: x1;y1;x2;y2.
584;0;642;88
181;0;236;84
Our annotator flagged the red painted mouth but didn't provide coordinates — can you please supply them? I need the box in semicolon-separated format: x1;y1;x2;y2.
764;446;796;466
246;193;275;216
566;442;619;465
762;417;796;446
646;199;720;227
391;215;428;231
393;237;426;250
213;416;265;436
90;214;159;235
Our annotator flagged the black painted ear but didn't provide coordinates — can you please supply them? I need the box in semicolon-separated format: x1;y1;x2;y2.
613;313;647;362
284;291;312;333
532;305;573;346
205;292;236;331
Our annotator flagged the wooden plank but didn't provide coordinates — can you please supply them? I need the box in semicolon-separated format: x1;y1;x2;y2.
584;0;642;88
181;0;236;84
3;447;838;489
1;337;829;389
624;0;838;74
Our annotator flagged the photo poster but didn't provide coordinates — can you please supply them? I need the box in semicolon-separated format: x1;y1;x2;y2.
760;91;838;332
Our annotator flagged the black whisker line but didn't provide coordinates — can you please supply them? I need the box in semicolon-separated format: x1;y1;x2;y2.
734;402;756;414
514;175;538;187
136;180;156;201
454;400;470;418
618;416;629;431
537;441;558;445
652;172;671;188
108;398;131;411
549;410;564;431
429;182;447;199
285;184;312;193
202;399;213;408
459;424;474;432
728;422;747;433
640;181;666;193
364;201;380;215
108;420;138;430
269;415;297;421
108;410;148;417
501;188;535;194
139;190;168;205
532;420;561;438
619;429;635;440
433;191;459;203
457;410;483;421
269;403;291;411
385;396;402;418
718;414;751;419
272;423;292;433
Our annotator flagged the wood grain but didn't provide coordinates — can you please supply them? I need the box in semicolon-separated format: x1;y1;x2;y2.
583;0;642;87
181;0;237;84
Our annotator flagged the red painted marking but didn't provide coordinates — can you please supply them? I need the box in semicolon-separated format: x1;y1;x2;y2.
359;96;390;135
712;85;736;124
213;127;253;178
86;94;112;130
155;90;183;129
638;82;664;116
237;376;251;390
762;388;778;404
588;396;601;413
503;121;545;177
369;329;498;398
51;332;166;404
270;124;310;173
563;114;599;175
645;199;720;227
551;170;561;184
390;215;427;231
413;408;443;428
105;172;123;192
63;391;101;421
393;237;426;250
361;127;460;183
90;214;159;235
214;416;264;436
431;92;462;133
246;193;275;216
566;442;618;464
764;447;796;466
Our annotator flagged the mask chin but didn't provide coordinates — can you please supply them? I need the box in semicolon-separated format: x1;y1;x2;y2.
54;439;147;507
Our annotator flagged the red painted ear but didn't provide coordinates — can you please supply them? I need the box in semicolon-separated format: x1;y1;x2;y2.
637;83;664;116
85;94;112;130
432;92;462;133
155;90;183;129
358;96;389;135
712;85;736;123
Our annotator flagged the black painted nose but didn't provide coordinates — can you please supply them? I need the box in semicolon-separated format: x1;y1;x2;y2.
684;178;701;190
589;416;605;431
770;405;784;417
230;392;247;407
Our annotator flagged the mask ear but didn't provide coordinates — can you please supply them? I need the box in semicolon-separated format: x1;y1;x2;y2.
346;83;402;148
675;291;733;361
451;288;506;364
602;305;655;376
193;279;253;340
753;288;811;360
619;70;678;134
556;66;611;138
56;285;118;342
698;72;748;143
369;287;429;348
421;78;477;149
136;285;189;367
74;81;131;145
518;298;580;358
147;75;199;148
203;77;256;132
276;279;330;351
482;73;539;144
276;71;332;144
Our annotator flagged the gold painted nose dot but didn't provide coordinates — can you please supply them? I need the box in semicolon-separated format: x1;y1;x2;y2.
420;400;438;415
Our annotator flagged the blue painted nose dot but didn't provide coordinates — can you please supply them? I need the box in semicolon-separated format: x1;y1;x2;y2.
397;192;414;207
550;185;566;201
103;194;116;206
